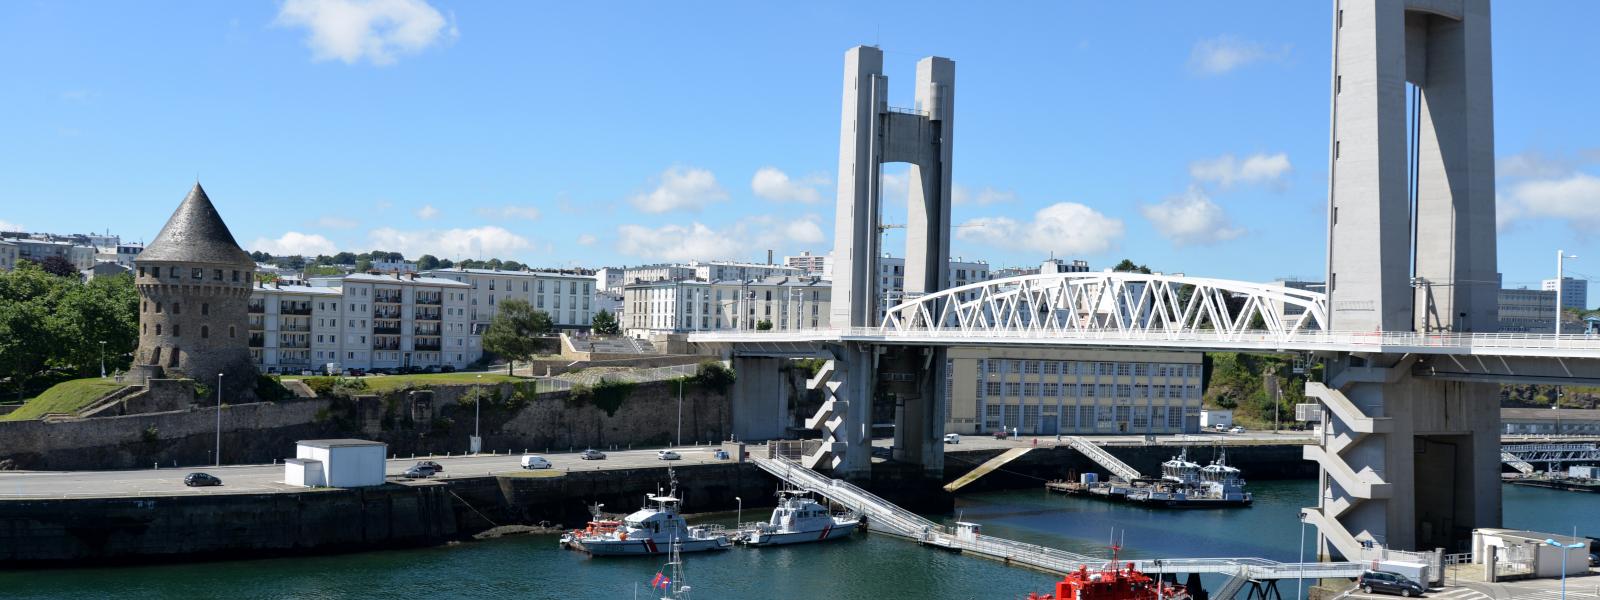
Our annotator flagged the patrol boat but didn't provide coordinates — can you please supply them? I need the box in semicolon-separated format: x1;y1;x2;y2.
737;489;859;546
564;470;731;556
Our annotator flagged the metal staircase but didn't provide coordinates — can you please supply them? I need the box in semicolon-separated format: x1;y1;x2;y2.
1500;451;1536;475
1063;436;1143;481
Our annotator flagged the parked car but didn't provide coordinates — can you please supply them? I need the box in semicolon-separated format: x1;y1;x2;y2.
658;450;681;461
402;465;435;478
183;472;222;487
1229;426;1246;434
944;433;961;444
348;368;366;377
520;455;552;469
1357;570;1425;597
580;449;606;460
441;365;457;373
422;365;439;374
993;430;1010;440
414;460;443;473
712;448;731;460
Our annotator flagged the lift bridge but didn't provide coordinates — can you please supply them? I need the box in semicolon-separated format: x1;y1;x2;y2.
752;454;1370;599
1501;443;1600;474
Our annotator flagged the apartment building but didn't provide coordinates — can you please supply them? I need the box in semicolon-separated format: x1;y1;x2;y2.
0;241;16;271
992;258;1091;280
944;347;1205;435
1542;277;1588;311
622;276;831;336
250;273;475;373
784;251;829;277
12;239;96;270
693;261;800;281
878;256;990;312
422;267;596;333
595;267;626;292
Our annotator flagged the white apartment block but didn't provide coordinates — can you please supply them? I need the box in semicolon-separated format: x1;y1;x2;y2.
250;273;475;373
623;276;831;336
784;251;830;277
878;256;990;314
422;268;596;333
622;263;696;284
693;261;800;281
0;241;16;271
1542;277;1588;311
945;347;1205;436
595;267;626;292
95;243;144;268
11;239;96;271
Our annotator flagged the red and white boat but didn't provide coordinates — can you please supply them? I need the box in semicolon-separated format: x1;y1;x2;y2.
736;490;859;546
1027;554;1189;600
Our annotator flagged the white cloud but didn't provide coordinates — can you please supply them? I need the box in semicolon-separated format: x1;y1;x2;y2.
783;219;826;244
1498;152;1573;179
475;205;542;221
576;233;597;246
880;169;910;205
957;203;1124;255
616;223;743;262
1140;186;1246;246
953;185;1016;206
630;166;728;213
274;0;457;66
1188;36;1287;76
313;215;360;229
367;225;531;259
1508;172;1600;227
1189;153;1292;187
0;219;24;232
415;204;439;220
250;231;339;257
752;167;829;204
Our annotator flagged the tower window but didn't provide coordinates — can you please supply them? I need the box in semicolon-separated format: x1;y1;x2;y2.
173;324;180;337
213;269;222;281
153;267;161;278
173;303;180;315
139;267;145;277
201;326;208;339
230;325;236;338
192;268;202;280
232;270;239;282
156;302;163;313
202;303;209;316
156;324;162;335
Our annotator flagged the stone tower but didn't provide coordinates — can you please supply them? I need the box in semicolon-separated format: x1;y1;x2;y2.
132;183;258;395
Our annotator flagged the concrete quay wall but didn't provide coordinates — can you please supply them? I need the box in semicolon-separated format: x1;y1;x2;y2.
0;462;774;567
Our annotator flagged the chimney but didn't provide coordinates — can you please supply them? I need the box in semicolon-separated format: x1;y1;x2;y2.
767;249;773;265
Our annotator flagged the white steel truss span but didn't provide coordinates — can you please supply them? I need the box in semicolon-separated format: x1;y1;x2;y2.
881;272;1328;342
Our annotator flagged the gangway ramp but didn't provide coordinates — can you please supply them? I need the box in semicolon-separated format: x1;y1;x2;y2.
944;447;1032;492
1501;451;1535;475
1064;436;1143;481
749;455;1368;582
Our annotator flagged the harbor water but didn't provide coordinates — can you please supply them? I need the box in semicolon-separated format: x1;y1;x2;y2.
0;481;1591;599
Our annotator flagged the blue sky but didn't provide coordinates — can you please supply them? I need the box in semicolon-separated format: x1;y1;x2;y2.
2;1;1597;297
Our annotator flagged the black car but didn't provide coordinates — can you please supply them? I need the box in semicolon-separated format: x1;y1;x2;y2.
1357;570;1425;597
415;460;443;473
183;472;222;487
441;365;456;373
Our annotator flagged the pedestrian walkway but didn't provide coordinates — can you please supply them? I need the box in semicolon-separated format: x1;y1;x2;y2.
942;447;1031;492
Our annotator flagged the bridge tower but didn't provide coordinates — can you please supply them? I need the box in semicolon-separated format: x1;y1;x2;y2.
1311;0;1500;559
811;45;954;479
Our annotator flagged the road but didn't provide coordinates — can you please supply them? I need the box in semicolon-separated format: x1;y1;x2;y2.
0;444;736;500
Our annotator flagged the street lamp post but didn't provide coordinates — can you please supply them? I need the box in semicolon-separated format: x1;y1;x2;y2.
215;373;223;467
676;377;684;448
735;496;742;526
1556;250;1577;336
1543;530;1585;600
474;374;482;453
99;341;106;378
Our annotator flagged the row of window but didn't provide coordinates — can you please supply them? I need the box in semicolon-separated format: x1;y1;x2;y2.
142;300;210;316
981;381;1199;399
142;322;233;339
139;266;250;283
983;360;1201;378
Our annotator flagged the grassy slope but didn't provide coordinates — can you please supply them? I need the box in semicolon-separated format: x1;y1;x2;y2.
1;378;127;421
284;372;524;394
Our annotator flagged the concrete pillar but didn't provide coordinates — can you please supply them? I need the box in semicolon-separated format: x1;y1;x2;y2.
1326;0;1496;333
830;46;886;330
885;346;947;477
903;56;954;298
730;356;788;442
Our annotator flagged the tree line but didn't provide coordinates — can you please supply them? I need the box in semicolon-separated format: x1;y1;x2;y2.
0;261;137;400
250;249;535;274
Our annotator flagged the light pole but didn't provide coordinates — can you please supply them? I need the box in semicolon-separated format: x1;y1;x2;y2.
1543;531;1585;600
735;496;742;526
1297;510;1308;600
676;377;684;447
474;374;482;453
99;341;106;378
1556;250;1577;336
215;373;223;467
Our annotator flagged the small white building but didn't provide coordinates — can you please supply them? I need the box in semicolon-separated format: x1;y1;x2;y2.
1201;409;1234;429
290;439;387;488
1472;529;1590;578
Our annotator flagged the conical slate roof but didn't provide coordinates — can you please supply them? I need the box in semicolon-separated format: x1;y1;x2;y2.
135;183;255;266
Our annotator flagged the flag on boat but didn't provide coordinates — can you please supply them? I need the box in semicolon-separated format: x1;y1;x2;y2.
651;573;671;589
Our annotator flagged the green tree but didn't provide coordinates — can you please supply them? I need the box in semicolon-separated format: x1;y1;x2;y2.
591;309;620;335
482;298;552;375
0;263;139;398
416;254;441;271
1112;259;1151;274
53;274;138;376
38;256;77;277
249;250;273;263
756;319;774;331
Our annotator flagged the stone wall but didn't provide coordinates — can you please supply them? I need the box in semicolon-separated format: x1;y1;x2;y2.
0;379;732;470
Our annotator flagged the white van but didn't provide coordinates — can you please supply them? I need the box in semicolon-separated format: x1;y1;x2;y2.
944;433;961;444
520;455;552;470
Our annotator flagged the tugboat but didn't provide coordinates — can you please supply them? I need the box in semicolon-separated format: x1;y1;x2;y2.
1026;546;1189;600
737;489;859;546
564;470;731;556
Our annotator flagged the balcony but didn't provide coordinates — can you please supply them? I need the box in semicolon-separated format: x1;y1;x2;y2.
279;305;312;316
278;338;310;349
373;326;401;335
280;324;310;332
415;328;441;336
248;336;264;348
247;304;265;314
416;294;442;305
373;309;402;319
414;310;441;321
414;342;441;351
375;293;403;304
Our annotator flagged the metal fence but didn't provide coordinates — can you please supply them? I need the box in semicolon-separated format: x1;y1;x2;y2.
530;363;702;393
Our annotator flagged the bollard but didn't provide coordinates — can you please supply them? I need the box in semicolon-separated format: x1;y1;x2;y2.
154;462;159;470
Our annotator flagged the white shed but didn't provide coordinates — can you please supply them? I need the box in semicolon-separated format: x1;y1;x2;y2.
293;439;387;488
1201;409;1233;428
1473;528;1590;578
284;458;325;487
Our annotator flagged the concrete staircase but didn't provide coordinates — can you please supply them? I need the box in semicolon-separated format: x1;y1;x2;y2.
1304;381;1392;559
803;360;847;470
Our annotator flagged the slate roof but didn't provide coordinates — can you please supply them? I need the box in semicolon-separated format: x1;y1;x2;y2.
136;183;255;267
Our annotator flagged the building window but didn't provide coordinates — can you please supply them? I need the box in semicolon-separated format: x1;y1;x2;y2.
174;324;181;336
138;267;146;277
153;266;161;278
213;269;223;281
230;325;235;338
201;303;209;316
192;268;202;280
232;270;240;282
201;326;209;339
173;303;181;314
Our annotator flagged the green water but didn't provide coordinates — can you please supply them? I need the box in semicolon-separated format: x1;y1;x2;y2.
0;481;1592;599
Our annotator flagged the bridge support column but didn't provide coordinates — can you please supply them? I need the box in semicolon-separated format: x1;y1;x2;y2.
1306;355;1500;559
729;356;788;442
882;345;947;477
803;344;875;480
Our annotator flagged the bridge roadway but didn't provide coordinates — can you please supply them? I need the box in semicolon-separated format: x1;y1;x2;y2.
750;455;1368;582
689;328;1600;359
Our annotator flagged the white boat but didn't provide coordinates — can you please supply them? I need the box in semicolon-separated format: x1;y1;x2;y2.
566;471;731;556
737;490;859;546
